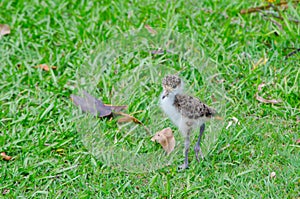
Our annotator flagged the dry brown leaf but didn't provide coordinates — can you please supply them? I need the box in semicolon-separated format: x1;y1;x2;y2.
115;112;151;135
116;112;142;124
151;127;175;155
71;91;151;135
255;93;282;104
1;152;12;161
71;91;127;118
117;115;133;123
104;104;127;112
0;24;11;36
144;24;157;35
34;64;57;71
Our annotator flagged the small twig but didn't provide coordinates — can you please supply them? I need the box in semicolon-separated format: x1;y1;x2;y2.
262;10;300;24
261;13;282;30
240;1;299;14
270;14;299;24
285;48;300;59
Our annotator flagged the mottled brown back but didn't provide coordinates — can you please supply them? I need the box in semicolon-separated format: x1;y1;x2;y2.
173;94;216;119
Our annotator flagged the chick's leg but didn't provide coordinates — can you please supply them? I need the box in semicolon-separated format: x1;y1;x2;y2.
178;134;190;170
194;123;205;161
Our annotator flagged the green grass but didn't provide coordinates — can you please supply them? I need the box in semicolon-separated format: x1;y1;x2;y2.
1;0;299;198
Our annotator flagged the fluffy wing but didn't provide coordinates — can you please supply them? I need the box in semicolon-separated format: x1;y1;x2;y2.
174;94;216;119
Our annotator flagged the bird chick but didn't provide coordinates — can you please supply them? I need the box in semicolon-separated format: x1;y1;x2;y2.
160;74;216;170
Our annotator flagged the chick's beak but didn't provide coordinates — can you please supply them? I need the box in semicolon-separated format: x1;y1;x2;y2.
162;87;171;99
162;91;168;99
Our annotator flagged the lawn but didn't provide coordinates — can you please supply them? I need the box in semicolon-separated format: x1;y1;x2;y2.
0;0;299;198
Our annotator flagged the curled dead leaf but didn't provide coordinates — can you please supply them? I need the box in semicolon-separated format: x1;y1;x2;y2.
255;93;282;104
34;64;57;71
1;152;12;161
104;104;127;112
116;111;151;135
71;91;127;118
71;91;150;134
151;127;175;155
0;24;11;36
117;112;142;125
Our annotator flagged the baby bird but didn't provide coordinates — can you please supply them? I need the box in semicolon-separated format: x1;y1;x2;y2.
160;74;216;170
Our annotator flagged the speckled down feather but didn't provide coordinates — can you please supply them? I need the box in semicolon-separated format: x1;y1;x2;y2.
162;75;181;88
173;94;216;119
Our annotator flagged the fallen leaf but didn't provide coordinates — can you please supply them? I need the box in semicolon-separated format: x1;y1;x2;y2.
144;24;157;35
71;91;127;118
1;152;12;161
255;93;282;104
34;64;57;71
0;24;11;36
117;112;142;124
151;127;175;155
104;104;127;112
2;189;10;195
71;91;152;134
270;171;276;179
116;111;151;135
